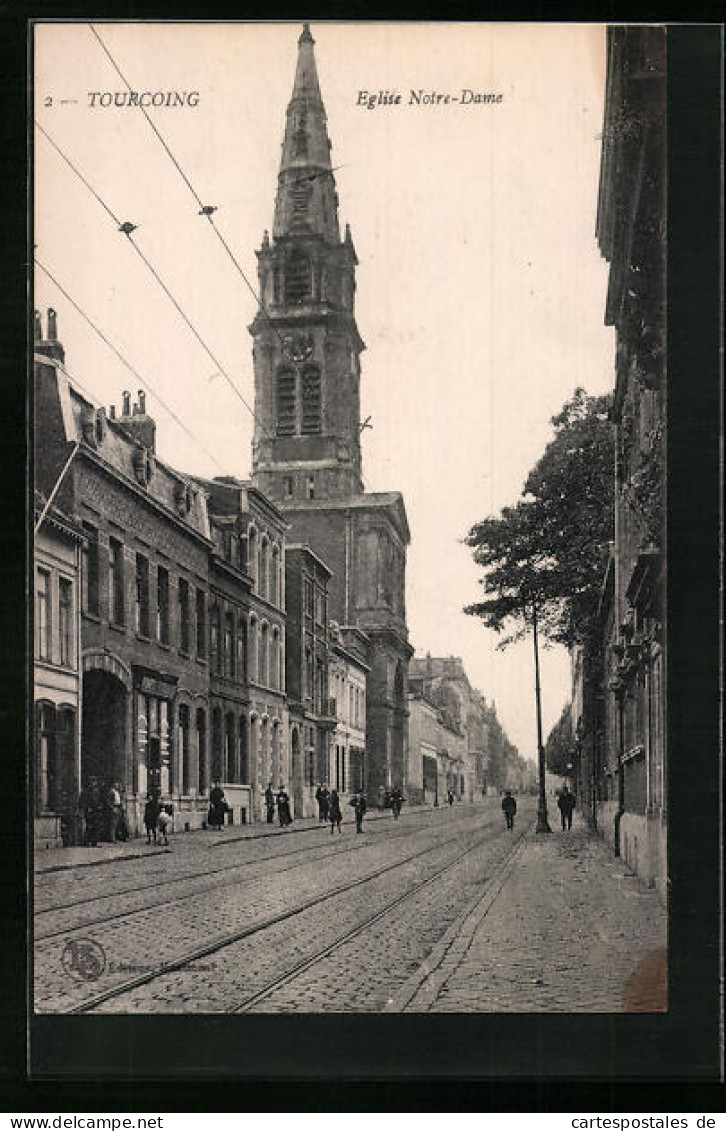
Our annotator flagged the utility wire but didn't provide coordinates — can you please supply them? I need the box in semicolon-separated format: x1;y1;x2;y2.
35;257;234;478
88;23;285;351
35;121;273;442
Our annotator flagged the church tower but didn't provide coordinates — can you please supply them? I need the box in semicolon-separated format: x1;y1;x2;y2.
250;23;364;503
250;25;413;804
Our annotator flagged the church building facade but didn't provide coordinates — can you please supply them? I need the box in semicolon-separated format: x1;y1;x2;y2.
249;25;412;803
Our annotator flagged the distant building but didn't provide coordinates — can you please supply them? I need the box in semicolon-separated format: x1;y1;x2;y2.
284;545;335;817
595;26;666;894
248;25;412;805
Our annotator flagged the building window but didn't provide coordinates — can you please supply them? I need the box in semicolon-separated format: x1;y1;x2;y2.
225;611;235;679
307;475;315;500
59;577;73;666
196;588;206;658
36;568;51;661
36;702;75;813
248;528;257;590
211;708;223;783
270;547;279;606
210;603;221;674
304;646;312;702
249;618;258;682
271;628;280;691
259;623;269;686
156;566;170;645
239;717;249;784
108;538;125;626
135;554;150;637
237;535;248;573
179;704;190;794
285;252;311;304
304;578;314;618
236;619;247;683
196;708;207;793
82;523;99;615
284;476;294;499
178;578;190;654
258;539;268;601
301;366;321;434
277;369;297;436
225;712;236;783
314;588;324;625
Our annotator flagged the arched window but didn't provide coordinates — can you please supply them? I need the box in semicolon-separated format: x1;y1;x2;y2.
285;252;311;304
225;611;234;678
259;623;269;686
301;366;321;434
236;618;247;683
248;528;257;590
270;546;279;606
270;628;280;690
276;368;296;436
259;539;268;602
248;617;258;683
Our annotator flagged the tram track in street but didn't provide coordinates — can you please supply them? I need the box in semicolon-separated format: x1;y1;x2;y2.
35;810;484;938
60;814;515;1014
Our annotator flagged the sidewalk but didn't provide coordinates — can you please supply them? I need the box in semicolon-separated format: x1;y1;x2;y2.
389;818;668;1013
33;803;435;874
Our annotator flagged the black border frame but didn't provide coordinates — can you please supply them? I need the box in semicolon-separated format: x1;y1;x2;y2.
1;9;722;1110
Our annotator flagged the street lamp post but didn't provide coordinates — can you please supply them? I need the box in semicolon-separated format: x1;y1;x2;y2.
532;596;551;833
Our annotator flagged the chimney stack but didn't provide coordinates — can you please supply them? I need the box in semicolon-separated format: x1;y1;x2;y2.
120;387;156;453
34;307;65;364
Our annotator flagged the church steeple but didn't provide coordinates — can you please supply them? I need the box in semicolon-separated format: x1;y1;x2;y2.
274;22;340;243
250;23;365;505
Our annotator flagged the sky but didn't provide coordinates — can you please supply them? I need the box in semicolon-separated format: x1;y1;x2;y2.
34;22;615;761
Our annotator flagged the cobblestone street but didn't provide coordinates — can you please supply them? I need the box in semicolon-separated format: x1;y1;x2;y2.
34;799;666;1015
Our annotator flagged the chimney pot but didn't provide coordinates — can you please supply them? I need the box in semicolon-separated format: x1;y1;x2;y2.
47;308;58;340
34;311;42;341
109;405;116;420
122;391;131;416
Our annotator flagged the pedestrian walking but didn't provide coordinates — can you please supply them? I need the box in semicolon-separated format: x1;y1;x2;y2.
208;781;228;830
377;785;386;812
144;794;161;844
557;786;576;831
106;782;129;841
315;784;329;822
264;783;276;824
501;790;517;831
329;789;342;834
447;789;455;807
390;788;404;820
349;791;367;834
276;785;292;827
157;802;173;845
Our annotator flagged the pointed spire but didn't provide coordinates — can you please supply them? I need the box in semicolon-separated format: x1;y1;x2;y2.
273;23;340;242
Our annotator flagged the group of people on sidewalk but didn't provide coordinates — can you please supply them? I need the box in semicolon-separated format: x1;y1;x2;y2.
78;778;129;846
143;795;174;845
315;784;369;834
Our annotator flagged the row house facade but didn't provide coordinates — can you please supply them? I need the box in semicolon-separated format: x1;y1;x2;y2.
35;322;215;839
329;624;369;800
593;26;667;895
33;488;84;849
284;545;335;817
407;690;467;806
192;476;288;825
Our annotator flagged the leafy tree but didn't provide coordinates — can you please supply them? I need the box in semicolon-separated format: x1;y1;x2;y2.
464;388;614;649
544;704;574;776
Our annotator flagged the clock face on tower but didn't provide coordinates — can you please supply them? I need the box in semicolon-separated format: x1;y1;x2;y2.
282;332;314;363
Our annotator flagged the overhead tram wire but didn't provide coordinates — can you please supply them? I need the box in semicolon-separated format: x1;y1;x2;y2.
35;257;234;479
85;25;371;494
34;120;274;445
88;24;288;357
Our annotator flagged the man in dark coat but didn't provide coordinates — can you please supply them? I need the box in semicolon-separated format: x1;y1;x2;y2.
144;794;161;843
349;791;367;834
315;784;329;822
390;788;404;819
557;786;576;830
501;790;517;830
276;786;292;827
79;778;102;846
264;783;276;824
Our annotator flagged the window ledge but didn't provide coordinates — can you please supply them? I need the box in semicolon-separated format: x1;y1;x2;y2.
109;622;126;634
82;611;101;624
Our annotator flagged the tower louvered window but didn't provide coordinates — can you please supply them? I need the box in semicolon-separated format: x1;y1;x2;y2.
291;183;311;218
285;253;311;304
277;368;296;435
301;366;321;433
